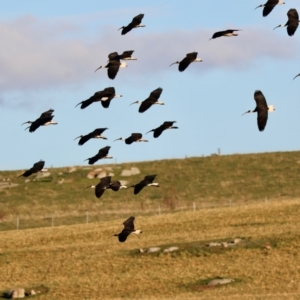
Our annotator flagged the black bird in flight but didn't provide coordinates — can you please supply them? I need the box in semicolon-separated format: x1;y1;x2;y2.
210;29;241;40
130;88;164;113
111;216;142;242
146;121;178;138
170;52;202;72
118;14;145;35
130;175;159;195
242;90;275;132
22;109;57;132
74;128;108;145
76;87;122;109
18;160;47;178
255;0;285;17
273;8;300;36
108;51;137;61
84;146;113;165
114;133;148;144
85;176;127;198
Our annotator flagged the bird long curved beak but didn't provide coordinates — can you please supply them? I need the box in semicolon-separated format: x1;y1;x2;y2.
21;121;29;126
242;110;250;116
273;25;281;30
293;74;300;80
146;130;153;134
169;62;177;67
94;66;101;72
84;185;93;190
114;138;122;142
130;101;139;106
75;102;82;108
83;158;89;162
74;135;82;141
255;5;262;10
24;126;30;131
118;27;123;31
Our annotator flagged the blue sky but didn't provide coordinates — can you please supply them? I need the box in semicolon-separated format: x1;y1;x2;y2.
1;1;300;170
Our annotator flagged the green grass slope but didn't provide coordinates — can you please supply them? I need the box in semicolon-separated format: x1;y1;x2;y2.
0;151;299;230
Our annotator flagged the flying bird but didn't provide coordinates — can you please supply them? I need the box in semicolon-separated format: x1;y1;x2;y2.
22;109;57;132
119;14;145;35
18;160;47;178
95;60;127;80
210;29;241;40
146;121;178;138
85;176;127;198
273;8;300;36
293;73;300;80
255;0;285;17
74;128;108;146
170;52;202;72
111;216;142;242
242;90;275;132
114;133;148;144
75;88;122;109
108;51;137;61
130;175;159;195
130;88;164;113
84;146;113;165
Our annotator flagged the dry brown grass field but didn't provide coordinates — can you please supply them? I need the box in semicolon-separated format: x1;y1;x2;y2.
1;199;300;299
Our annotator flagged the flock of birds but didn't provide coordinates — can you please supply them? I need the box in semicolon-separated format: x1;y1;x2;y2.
16;1;300;241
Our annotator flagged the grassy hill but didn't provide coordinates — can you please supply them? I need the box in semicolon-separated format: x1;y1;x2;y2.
0;151;300;230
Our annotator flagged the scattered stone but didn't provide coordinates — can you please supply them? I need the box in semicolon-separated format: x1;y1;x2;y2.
104;167;113;171
221;242;229;248
57;179;64;184
163;246;179;253
120;167;140;176
206;277;234;286
207;242;222;247
108;172;115;177
68;167;76;173
27;290;36;296
120;180;128;186
139;248;145;253
24;179;30;183
6;288;25;298
96;171;107;178
58;172;63;176
87;169;106;179
208;238;242;247
146;247;161;253
120;169;133;176
35;172;51;179
0;182;19;189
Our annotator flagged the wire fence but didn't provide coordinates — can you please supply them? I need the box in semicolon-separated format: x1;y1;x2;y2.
0;197;273;232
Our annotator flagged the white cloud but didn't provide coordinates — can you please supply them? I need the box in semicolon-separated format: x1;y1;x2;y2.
0;15;298;93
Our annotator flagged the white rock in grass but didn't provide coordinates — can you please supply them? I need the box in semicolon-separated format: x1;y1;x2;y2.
96;171;107;178
146;247;161;253
206;278;234;286
163;246;179;252
207;242;222;247
6;288;25;298
68;167;76;173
